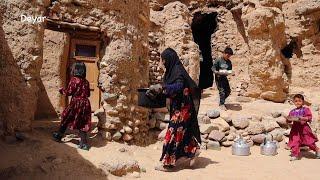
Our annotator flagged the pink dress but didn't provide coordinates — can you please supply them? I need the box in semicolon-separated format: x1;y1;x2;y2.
288;107;318;157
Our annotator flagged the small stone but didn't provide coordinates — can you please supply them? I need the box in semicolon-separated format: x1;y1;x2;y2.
199;116;211;124
220;111;232;123
222;141;233;147
269;129;284;142
123;134;133;142
133;127;140;134
242;132;248;137
103;93;118;101
118;147;128;152
251;115;262;122
101;131;112;141
246;122;265;135
232;116;249;129
251;134;266;144
124;126;133;134
131;172;140;178
128;121;134;127
112;132;122;141
207;140;221;151
208;130;225;142
206;110;220;119
200;124;219;134
262;118;280;132
275;116;288;128
227;134;236;141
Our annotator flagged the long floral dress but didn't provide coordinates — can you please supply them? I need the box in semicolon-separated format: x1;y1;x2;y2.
160;81;200;166
288;106;318;157
60;76;92;132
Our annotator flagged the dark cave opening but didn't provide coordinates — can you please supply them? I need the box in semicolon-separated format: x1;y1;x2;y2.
191;12;218;89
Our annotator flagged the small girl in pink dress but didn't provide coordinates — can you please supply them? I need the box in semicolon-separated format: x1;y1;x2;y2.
287;94;320;161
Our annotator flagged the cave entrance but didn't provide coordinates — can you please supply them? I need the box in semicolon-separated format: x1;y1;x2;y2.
191;12;218;90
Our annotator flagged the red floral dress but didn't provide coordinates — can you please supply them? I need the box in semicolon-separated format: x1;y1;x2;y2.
160;83;200;166
288;107;318;157
60;76;91;132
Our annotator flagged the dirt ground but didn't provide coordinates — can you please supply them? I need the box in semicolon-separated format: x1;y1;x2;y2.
1;88;320;180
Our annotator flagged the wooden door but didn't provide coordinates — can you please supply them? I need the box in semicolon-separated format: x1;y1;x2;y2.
68;39;100;111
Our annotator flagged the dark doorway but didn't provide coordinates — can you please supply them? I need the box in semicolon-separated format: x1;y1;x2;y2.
191;12;218;89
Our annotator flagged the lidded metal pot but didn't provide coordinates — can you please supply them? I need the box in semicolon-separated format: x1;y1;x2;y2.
260;134;278;156
232;135;251;156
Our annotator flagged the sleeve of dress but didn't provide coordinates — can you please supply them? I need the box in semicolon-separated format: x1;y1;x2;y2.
304;107;312;122
63;77;77;96
164;80;184;97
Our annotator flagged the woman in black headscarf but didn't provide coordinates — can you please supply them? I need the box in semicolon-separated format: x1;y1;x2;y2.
152;48;201;171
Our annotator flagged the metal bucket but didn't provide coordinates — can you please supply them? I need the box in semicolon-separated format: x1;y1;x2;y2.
137;88;166;108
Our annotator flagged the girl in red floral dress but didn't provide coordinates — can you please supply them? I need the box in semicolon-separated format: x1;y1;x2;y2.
53;62;92;150
286;94;320;161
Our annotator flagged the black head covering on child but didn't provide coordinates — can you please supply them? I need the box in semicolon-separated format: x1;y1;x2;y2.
161;48;202;143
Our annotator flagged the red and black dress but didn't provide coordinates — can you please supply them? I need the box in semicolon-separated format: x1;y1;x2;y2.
60;76;91;132
160;48;201;167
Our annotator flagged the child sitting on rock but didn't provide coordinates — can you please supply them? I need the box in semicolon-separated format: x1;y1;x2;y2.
286;94;320;161
53;62;92;150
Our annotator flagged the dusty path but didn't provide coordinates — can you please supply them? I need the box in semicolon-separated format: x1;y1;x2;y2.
1;88;320;180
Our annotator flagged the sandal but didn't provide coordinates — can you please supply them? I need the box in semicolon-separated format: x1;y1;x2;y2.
78;143;90;151
290;156;300;161
52;132;63;142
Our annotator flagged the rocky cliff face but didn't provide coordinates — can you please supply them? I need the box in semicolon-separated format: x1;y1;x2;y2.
148;0;320;103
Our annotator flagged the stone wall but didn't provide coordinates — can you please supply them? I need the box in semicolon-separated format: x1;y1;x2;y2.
1;0;151;145
35;29;69;120
0;0;48;133
148;0;320;103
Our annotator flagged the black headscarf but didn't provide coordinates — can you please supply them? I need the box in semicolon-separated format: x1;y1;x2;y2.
161;48;202;143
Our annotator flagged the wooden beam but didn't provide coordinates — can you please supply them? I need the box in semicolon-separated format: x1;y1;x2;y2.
45;19;100;32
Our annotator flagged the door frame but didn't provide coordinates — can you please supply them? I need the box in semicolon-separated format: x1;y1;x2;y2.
67;38;101;111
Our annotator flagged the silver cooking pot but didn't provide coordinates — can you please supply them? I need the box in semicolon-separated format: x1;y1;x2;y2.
260;134;278;156
232;135;250;156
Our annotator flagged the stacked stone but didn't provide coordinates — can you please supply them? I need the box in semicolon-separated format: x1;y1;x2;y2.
183;107;320;150
148;32;163;85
